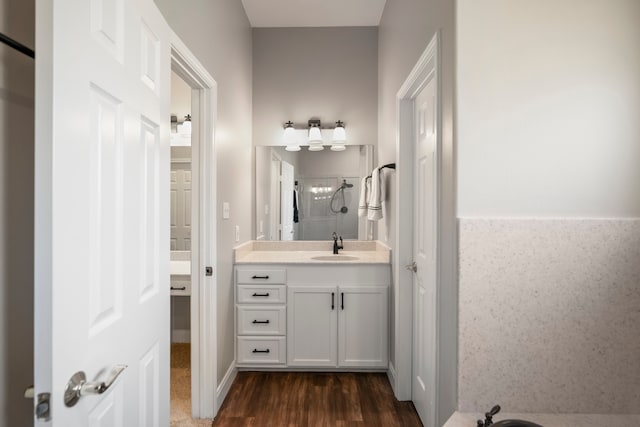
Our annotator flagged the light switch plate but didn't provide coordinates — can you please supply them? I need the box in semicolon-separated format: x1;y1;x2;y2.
235;225;240;242
223;202;230;219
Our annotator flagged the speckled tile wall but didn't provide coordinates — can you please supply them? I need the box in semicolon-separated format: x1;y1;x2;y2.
458;219;640;413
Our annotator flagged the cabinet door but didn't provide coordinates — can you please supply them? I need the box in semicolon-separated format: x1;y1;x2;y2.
338;286;389;368
287;286;337;367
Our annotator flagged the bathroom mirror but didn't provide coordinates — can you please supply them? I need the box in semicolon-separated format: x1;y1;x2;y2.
255;145;374;241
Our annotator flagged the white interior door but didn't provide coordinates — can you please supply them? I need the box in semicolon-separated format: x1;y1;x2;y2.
280;161;295;241
35;0;171;425
170;162;192;251
411;75;438;425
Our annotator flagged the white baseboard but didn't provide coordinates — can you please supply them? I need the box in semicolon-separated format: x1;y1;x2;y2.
388;361;399;398
216;360;237;412
172;329;191;343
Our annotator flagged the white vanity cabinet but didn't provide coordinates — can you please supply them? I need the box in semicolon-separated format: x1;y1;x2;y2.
287;286;338;367
235;263;389;370
287;284;388;368
235;268;287;367
337;285;388;368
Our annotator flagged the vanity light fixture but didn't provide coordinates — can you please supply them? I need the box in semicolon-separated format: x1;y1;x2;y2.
308;119;323;145
283;121;300;151
177;114;192;136
281;118;346;152
331;120;347;151
332;120;346;142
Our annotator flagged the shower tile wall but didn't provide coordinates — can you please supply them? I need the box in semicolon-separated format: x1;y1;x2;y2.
458;218;640;413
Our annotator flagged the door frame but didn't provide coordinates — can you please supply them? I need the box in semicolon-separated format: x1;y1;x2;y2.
169;32;219;418
270;150;282;240
392;31;441;424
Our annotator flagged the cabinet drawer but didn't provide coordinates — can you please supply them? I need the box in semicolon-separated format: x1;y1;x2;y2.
237;337;286;365
237;285;286;304
170;276;191;296
237;306;286;335
236;269;286;285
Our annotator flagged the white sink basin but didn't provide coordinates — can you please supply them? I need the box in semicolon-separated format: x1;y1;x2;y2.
311;255;359;261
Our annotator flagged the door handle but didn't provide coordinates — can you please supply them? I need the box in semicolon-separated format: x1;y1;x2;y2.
64;365;127;407
405;262;417;273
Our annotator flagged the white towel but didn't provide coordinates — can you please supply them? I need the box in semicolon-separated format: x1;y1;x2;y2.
367;167;386;221
358;176;369;218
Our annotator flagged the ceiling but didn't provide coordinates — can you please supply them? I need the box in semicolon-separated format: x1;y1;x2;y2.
241;0;387;28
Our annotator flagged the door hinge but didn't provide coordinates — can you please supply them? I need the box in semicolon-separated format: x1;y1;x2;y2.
205;266;213;277
405;262;417;273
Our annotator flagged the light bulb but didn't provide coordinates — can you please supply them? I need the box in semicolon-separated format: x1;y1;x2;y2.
332;121;346;143
308;126;323;144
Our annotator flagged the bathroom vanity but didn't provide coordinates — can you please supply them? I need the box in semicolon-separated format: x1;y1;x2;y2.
234;241;391;370
170;250;191;296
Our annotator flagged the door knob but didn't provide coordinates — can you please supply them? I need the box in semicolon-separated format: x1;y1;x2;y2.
64;365;127;407
405;262;417;272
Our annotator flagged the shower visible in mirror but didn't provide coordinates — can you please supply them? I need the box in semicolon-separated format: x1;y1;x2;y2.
330;179;354;214
255;145;374;241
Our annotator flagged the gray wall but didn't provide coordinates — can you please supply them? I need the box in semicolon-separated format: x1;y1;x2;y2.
0;0;35;425
456;0;640;414
297;146;361;178
170;71;191;125
252;27;378;148
154;0;253;385
378;0;457;424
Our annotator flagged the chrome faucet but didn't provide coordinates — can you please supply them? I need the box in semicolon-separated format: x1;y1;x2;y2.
332;232;343;254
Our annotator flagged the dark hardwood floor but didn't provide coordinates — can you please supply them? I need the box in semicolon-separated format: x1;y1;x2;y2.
212;371;423;427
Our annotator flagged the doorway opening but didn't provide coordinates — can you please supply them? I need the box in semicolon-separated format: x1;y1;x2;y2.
169;70;194;423
170;33;219;419
393;32;441;427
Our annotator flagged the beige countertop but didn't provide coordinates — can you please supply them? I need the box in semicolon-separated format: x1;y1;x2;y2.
444;411;640;427
233;240;391;264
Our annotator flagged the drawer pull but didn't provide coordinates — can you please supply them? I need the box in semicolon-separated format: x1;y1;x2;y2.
252;292;270;297
252;275;270;279
331;292;335;310
252;320;270;324
252;349;270;354
171;286;186;291
341;292;345;310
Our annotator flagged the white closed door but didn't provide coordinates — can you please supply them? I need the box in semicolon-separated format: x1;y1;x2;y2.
411;75;438;425
34;0;171;425
280;160;295;241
